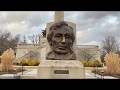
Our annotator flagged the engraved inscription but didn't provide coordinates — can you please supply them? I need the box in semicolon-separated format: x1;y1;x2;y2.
54;70;69;74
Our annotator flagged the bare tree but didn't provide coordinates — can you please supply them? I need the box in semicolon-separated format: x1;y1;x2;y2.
9;34;21;50
28;34;41;45
102;35;119;54
0;31;11;55
101;35;120;63
0;31;21;56
28;35;35;44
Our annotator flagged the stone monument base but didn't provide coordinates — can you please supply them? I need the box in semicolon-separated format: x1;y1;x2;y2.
37;60;85;79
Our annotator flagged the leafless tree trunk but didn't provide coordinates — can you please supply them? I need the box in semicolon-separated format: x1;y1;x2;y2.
28;34;41;45
0;31;20;56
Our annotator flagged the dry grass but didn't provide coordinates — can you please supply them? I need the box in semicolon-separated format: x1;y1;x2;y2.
104;53;120;74
0;48;15;72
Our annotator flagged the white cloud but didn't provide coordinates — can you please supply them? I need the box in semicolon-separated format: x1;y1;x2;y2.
3;22;28;36
0;11;120;46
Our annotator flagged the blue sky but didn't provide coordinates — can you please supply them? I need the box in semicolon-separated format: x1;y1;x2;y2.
0;11;120;47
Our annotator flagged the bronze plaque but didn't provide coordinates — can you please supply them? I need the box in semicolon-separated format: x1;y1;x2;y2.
54;70;69;74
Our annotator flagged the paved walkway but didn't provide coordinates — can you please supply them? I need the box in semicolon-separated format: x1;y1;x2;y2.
85;70;118;79
0;69;33;79
35;69;118;79
0;69;118;79
20;69;101;79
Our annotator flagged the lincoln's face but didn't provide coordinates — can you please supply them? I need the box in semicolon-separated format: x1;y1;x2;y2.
51;25;74;54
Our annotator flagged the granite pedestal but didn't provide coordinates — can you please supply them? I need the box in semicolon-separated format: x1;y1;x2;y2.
37;60;85;79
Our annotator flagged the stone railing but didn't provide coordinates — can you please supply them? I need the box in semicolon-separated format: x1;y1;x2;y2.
15;46;42;61
76;47;97;61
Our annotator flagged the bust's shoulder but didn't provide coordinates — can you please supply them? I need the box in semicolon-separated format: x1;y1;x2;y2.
70;53;76;60
46;52;55;60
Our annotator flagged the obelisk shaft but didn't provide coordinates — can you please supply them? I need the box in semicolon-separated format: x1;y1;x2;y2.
54;11;64;22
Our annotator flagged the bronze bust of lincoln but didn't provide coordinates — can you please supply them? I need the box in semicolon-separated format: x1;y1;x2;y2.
46;21;76;60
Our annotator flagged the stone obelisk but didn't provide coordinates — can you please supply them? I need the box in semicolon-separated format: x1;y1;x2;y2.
54;11;64;22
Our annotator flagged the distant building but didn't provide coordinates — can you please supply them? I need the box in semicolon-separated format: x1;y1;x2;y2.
15;39;101;62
